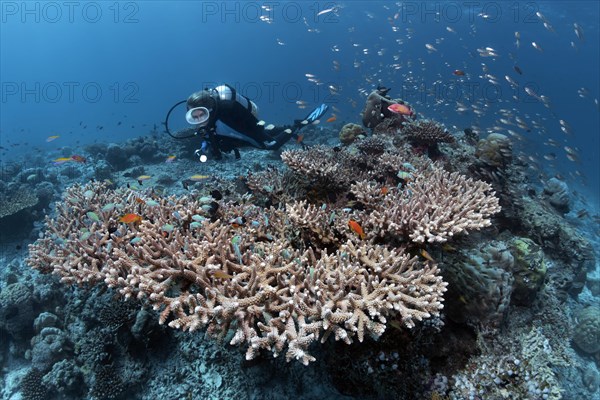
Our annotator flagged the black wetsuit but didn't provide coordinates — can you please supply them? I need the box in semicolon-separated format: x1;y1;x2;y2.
201;84;295;158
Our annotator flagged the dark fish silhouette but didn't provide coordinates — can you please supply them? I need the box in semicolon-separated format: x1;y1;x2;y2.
513;65;523;75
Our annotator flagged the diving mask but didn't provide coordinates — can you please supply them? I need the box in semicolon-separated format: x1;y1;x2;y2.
185;106;210;125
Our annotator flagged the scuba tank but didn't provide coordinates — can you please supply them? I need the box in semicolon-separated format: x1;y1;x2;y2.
214;85;259;118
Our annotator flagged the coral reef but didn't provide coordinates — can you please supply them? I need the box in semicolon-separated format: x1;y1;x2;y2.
0;189;38;219
473;133;514;184
0;282;36;341
27;148;499;365
348;166;501;244
442;240;514;327
573;307;600;355
354;136;387;156
19;368;47;400
543;177;570;213
449;327;569;400
510;195;594;298
401;120;455;147
475;133;513;168
339;123;366;145
509;237;547;306
8;103;595;399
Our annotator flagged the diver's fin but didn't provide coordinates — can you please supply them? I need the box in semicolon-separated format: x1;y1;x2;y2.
294;104;329;127
305;103;329;123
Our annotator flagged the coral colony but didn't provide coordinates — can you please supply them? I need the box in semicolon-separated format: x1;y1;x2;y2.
28;138;501;365
4;98;596;399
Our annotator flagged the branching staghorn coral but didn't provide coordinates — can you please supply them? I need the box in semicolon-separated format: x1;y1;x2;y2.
279;141;418;197
28;182;448;365
350;163;501;243
28;143;500;365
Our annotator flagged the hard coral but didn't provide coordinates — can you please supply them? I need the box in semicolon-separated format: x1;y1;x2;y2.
339;123;366;145
573;307;600;354
354;163;501;243
442;241;514;327
0;188;38;219
402;120;455;146
475;133;512;168
28;182;448;364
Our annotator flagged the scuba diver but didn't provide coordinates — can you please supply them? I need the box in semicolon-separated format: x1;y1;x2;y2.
180;84;329;161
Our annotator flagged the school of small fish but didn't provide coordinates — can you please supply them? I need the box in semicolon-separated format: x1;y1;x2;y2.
12;4;593;205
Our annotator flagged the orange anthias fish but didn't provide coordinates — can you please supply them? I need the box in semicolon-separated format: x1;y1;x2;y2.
326;115;337;123
348;219;366;240
453;69;465;76
387;103;412;116
119;213;142;224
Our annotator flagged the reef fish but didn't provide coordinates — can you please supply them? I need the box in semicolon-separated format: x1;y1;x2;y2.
71;155;87;163
137;175;151;185
53;157;73;165
190;174;210;181
119;213;142;224
211;270;233;279
348;220;366;240
420;249;435;262
387;103;412;115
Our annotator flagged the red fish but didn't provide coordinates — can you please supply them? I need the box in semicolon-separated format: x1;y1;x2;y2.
71;155;87;163
387;103;412;116
326;115;337;123
453;69;465;76
119;213;142;224
348;220;366;240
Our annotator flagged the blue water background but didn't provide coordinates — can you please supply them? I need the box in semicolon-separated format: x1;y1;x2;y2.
1;1;598;205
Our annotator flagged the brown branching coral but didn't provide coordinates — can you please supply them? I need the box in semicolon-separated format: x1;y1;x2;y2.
281;145;371;189
245;165;308;206
355;136;387;156
350;163;501;243
28;182;449;365
372;115;405;136
402;120;455;146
